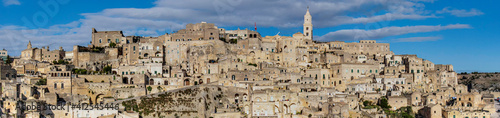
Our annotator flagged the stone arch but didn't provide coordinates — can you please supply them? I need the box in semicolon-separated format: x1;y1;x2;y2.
243;93;248;101
289;103;298;114
144;53;149;57
184;79;190;86
149;79;154;85
122;77;129;84
235;93;240;103
254;97;262;102
274;105;281;113
284;104;289;114
155;51;161;56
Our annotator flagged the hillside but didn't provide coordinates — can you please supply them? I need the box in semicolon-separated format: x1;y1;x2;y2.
458;72;500;92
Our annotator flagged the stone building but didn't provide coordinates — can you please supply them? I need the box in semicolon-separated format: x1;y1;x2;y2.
1;6;485;118
0;49;7;62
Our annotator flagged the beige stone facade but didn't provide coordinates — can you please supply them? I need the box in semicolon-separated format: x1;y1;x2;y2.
2;7;491;118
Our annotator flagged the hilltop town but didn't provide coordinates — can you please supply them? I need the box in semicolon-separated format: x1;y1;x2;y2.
0;8;498;118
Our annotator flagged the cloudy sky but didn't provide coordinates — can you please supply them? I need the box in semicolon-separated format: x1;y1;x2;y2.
0;0;498;72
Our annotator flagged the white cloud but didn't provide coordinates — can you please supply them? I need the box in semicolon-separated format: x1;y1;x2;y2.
393;36;442;42
85;0;435;28
316;24;470;41
321;13;437;26
0;0;445;55
2;0;20;6
437;7;484;17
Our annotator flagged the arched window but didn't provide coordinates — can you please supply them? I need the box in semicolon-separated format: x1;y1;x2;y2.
232;75;236;80
54;83;57;89
99;39;102;43
149;79;154;85
61;83;64;89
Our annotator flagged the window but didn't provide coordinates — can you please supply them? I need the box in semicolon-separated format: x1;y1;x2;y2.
54;83;57;89
107;39;111;43
61;83;64;89
99;39;102;43
116;39;119;43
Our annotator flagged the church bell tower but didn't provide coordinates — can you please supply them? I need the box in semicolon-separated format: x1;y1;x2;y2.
303;7;313;40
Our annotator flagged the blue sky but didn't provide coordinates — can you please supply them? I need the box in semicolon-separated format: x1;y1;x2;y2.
0;0;498;72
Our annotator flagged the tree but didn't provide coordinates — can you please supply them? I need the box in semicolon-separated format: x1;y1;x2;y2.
147;86;153;91
5;55;12;64
35;78;47;85
72;68;88;74
157;86;163;92
379;97;391;109
103;66;112;74
229;39;237;44
109;42;117;48
58;59;66;64
363;100;373;107
53;59;67;64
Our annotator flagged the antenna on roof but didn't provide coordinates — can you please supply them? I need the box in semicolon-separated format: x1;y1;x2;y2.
254;22;257;31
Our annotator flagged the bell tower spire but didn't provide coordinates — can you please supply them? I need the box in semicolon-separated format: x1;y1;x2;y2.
27;40;32;49
303;7;313;40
